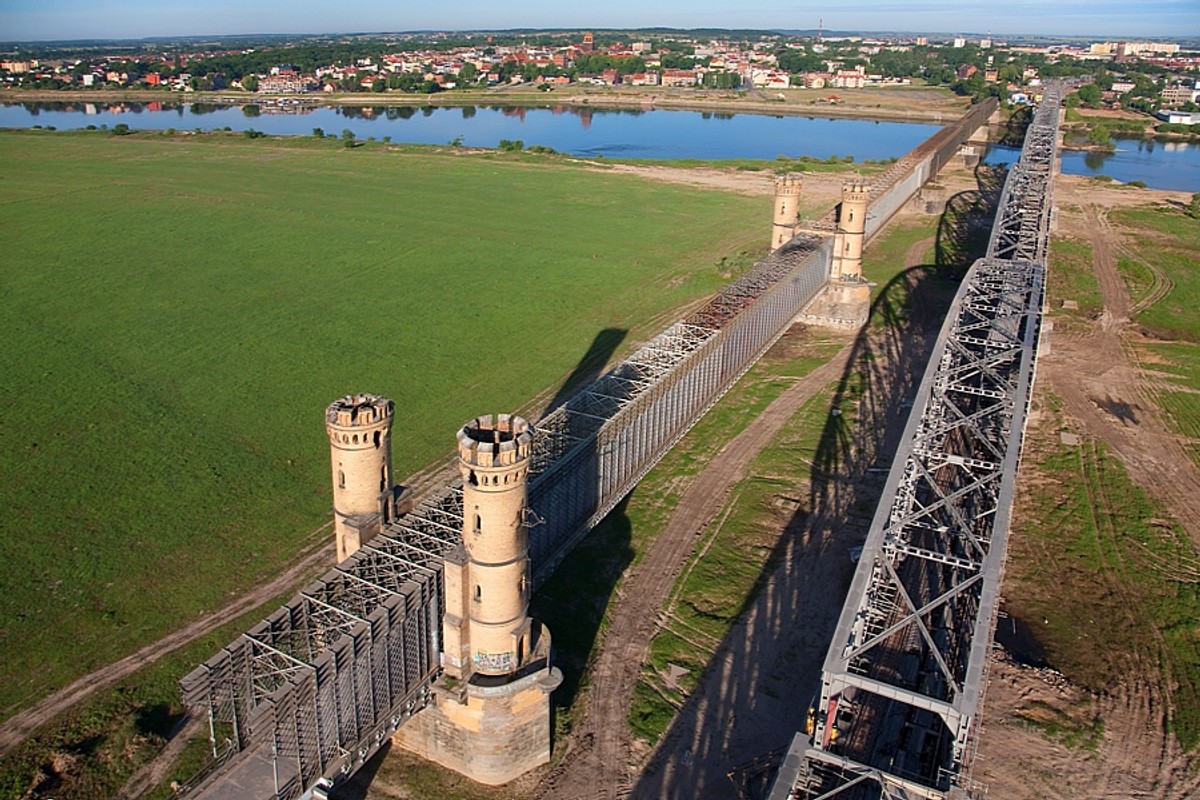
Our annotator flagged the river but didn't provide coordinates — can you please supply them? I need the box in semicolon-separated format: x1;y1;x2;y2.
4;100;1198;190
0;100;938;162
985;137;1200;193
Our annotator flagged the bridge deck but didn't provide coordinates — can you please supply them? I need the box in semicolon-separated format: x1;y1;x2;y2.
770;81;1068;800
178;100;994;800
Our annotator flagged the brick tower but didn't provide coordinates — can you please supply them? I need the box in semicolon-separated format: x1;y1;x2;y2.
772;173;803;251
833;182;870;280
394;414;561;785
445;413;536;679
326;394;396;563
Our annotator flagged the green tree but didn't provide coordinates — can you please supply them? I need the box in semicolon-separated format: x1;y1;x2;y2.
342;128;355;142
1088;123;1113;147
1189;193;1200;220
1077;83;1102;107
312;127;325;138
242;74;259;92
459;62;478;83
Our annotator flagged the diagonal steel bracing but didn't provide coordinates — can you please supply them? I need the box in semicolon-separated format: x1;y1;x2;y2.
772;81;1068;800
182;94;997;800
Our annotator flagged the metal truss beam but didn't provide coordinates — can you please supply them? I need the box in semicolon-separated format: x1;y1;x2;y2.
184;94;1005;800
779;81;1068;800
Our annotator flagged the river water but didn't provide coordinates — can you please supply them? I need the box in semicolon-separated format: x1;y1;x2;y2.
985;137;1200;193
4;100;1198;190
0;100;938;162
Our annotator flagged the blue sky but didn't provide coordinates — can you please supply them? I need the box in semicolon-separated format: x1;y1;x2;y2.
2;0;1197;42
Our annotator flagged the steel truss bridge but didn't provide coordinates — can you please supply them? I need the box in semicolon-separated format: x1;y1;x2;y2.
768;82;1066;800
178;104;992;800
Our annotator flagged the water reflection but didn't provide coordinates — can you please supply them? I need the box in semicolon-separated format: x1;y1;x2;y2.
985;137;1200;192
1083;149;1112;171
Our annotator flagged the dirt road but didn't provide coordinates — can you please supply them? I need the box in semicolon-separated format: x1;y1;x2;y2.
972;180;1200;799
535;345;854;800
1045;191;1200;545
0;527;334;758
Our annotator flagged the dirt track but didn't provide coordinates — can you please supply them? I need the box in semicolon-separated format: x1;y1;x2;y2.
971;177;1200;799
534;346;854;800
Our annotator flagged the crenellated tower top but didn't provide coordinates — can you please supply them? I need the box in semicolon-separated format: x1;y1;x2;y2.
774;173;803;196
326;394;393;445
841;181;871;205
457;414;533;482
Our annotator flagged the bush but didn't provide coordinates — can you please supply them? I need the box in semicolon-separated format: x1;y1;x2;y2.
112;123;130;135
498;139;525;152
243;129;265;139
312;127;325;138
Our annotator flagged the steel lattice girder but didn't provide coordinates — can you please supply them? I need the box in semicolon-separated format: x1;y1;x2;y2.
789;82;1065;800
184;93;1001;800
182;224;836;800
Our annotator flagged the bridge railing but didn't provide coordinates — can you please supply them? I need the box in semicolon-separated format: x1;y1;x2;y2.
769;82;1064;800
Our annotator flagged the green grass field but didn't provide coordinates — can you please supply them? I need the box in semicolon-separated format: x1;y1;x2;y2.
0;129;769;720
1046;236;1103;322
1114;204;1200;341
1006;414;1200;750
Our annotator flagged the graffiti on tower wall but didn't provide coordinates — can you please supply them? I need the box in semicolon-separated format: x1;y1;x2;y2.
473;650;514;672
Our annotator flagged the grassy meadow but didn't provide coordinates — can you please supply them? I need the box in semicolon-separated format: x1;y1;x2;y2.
0;128;768;720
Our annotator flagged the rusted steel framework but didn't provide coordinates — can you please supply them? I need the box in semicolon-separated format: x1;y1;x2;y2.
769;83;1064;800
804;98;997;238
181;236;833;800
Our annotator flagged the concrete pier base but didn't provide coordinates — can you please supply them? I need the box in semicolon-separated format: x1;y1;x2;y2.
393;629;561;785
797;279;872;330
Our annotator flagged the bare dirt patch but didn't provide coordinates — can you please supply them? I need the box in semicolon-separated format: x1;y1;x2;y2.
971;178;1200;799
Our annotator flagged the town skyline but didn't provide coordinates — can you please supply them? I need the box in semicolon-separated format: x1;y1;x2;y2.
2;0;1199;43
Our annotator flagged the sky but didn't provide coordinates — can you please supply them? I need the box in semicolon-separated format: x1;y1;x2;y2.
1;0;1197;42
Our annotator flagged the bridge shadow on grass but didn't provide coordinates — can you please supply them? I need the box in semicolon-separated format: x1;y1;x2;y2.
531;494;635;731
630;175;1005;800
936;163;1008;280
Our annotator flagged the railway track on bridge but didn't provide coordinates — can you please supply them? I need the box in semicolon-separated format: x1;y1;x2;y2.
767;80;1070;800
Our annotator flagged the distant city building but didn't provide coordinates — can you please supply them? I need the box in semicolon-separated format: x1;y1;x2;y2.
979;38;992;49
1157;110;1198;125
661;69;698;87
1161;84;1199;107
953;37;967;48
259;70;316;94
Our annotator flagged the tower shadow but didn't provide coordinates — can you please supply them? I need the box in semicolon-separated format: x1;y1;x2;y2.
531;494;636;719
542;328;628;415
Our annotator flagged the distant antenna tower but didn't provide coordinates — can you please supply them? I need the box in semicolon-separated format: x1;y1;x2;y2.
818;19;823;42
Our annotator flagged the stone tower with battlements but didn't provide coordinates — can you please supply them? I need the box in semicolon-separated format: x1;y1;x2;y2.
394;413;561;786
771;174;803;251
326;394;397;563
833;181;870;281
444;414;535;680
